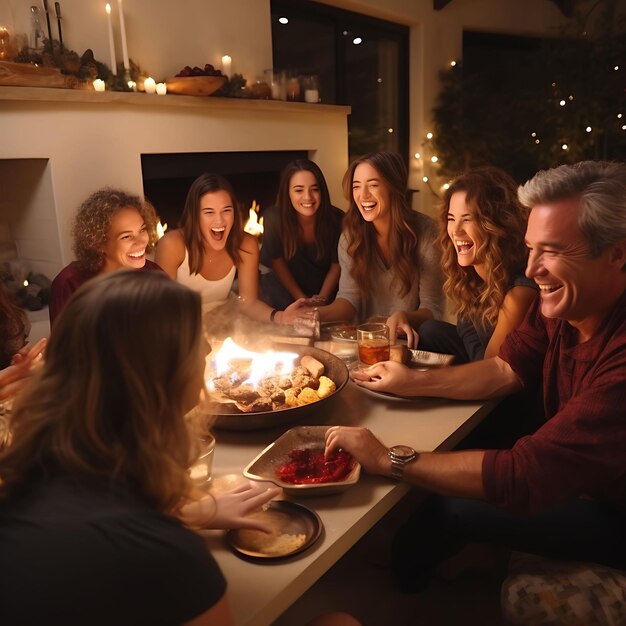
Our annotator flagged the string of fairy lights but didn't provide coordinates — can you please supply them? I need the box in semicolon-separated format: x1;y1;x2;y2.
413;54;624;198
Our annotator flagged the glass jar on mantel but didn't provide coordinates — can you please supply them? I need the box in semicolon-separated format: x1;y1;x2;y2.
286;70;301;102
301;74;320;103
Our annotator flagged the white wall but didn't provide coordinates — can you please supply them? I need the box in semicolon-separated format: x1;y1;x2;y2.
1;0;272;84
2;0;619;213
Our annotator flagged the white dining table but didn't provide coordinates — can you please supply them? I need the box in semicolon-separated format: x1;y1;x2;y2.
203;377;497;626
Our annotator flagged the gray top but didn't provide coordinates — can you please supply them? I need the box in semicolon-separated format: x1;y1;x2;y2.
336;212;444;322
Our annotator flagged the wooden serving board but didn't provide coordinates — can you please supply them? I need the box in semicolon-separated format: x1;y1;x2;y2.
0;60;79;89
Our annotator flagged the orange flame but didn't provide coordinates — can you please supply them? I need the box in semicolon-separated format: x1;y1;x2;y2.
244;200;264;236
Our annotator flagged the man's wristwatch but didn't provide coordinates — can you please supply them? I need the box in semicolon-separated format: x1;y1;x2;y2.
387;445;419;480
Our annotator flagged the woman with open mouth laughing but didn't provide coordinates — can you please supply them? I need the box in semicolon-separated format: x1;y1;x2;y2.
309;151;444;344
156;173;304;326
49;188;161;326
416;166;538;362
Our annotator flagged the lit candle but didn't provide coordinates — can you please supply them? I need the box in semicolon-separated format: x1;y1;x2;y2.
155;82;167;95
105;4;116;75
221;55;231;77
117;0;129;71
143;77;156;94
93;78;106;92
304;88;319;103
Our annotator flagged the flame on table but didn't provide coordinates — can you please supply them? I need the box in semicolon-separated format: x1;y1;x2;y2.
156;221;168;239
244;201;264;236
208;337;297;388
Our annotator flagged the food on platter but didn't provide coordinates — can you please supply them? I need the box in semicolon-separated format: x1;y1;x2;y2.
276;447;356;485
208;345;336;414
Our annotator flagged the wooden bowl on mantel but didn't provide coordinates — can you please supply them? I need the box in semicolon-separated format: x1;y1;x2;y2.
165;75;225;96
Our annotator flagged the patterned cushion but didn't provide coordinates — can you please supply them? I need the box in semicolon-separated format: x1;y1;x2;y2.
501;552;626;625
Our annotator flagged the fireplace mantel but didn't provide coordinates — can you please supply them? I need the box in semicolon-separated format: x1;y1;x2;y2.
0;86;350;274
0;86;351;115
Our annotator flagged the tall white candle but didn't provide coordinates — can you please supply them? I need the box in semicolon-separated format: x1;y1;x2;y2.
105;4;116;76
221;55;231;77
117;0;129;71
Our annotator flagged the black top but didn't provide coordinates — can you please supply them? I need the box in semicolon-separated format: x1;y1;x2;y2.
260;205;343;298
0;474;226;626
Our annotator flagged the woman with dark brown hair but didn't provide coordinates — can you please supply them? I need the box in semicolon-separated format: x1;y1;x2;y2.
156;172;304;325
312;152;444;345
0;270;279;625
49;187;161;325
260;159;343;309
416;166;538;362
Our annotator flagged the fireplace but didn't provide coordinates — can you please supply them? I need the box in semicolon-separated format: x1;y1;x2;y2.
141;150;307;228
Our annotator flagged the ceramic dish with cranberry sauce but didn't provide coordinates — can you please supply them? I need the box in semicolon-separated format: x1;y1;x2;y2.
243;425;361;496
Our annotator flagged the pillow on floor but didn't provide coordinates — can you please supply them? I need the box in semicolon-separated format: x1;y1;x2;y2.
501;552;626;626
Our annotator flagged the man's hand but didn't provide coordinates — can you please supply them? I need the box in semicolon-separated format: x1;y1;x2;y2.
325;426;390;477
351;360;420;397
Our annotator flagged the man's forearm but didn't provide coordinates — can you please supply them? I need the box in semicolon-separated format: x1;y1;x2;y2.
409;356;521;400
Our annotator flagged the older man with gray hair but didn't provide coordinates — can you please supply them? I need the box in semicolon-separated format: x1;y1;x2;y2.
331;161;626;588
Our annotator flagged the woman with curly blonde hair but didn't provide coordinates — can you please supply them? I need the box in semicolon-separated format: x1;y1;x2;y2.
311;152;444;343
49;187;162;326
417;166;538;362
0;270;279;625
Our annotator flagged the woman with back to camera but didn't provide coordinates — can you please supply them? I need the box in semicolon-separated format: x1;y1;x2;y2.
49;187;161;326
260;159;343;309
412;166;538;362
310;152;444;345
156;172;304;325
0;270;281;626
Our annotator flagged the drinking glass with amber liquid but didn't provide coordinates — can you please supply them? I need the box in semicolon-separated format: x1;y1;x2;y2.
357;322;390;365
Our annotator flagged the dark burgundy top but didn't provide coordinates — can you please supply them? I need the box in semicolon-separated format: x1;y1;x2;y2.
483;289;626;516
49;260;163;326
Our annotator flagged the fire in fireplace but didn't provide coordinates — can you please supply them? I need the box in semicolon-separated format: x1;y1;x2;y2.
141;150;308;229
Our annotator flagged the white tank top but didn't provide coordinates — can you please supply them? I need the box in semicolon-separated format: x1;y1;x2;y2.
176;248;236;313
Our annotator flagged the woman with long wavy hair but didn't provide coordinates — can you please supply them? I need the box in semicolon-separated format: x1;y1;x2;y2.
156;172;304;326
312;152;444;345
260;159;343;309
0;270;279;626
417;166;538;362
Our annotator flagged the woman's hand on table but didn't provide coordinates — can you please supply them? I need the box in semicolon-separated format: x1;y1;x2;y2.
180;481;282;531
351;360;419;397
275;298;316;325
325;426;389;477
386;311;419;348
0;338;47;400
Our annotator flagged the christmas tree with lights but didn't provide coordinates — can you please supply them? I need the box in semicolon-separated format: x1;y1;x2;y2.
431;0;626;184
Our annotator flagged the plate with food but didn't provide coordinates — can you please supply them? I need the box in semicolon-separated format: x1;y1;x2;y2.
243;425;361;496
206;342;349;431
226;500;322;560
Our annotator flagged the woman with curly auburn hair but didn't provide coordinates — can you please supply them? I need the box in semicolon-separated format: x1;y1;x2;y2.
49;187;161;326
156;172;307;325
310;152;444;345
0;270;279;625
417;166;538;362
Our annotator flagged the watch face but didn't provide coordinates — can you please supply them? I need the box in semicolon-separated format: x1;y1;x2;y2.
389;445;416;460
